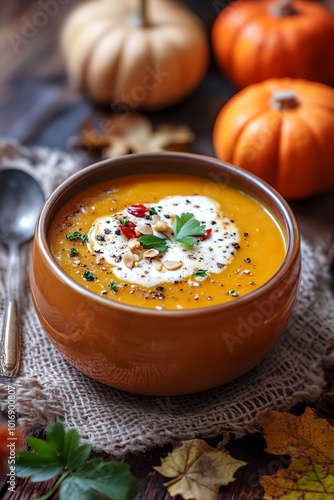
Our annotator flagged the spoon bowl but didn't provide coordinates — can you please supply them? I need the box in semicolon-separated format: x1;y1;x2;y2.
0;168;45;376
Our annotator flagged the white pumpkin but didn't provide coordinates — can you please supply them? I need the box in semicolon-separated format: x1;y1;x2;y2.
61;0;210;110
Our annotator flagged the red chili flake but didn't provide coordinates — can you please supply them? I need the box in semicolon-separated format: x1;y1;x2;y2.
199;228;212;241
127;204;149;217
118;221;137;239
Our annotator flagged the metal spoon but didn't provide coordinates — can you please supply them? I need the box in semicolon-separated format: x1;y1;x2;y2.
0;168;45;377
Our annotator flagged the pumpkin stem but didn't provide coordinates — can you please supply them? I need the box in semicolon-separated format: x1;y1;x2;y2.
271;90;299;110
270;0;296;16
128;0;148;27
139;0;148;27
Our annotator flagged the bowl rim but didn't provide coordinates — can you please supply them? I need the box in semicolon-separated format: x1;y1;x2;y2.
35;151;300;318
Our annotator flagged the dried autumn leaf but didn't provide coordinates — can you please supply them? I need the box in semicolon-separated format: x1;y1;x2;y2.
69;113;194;158
260;459;334;499
259;407;334;499
68;119;112;149
154;438;247;500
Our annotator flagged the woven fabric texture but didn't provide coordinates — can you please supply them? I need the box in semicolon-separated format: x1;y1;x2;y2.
1;142;334;457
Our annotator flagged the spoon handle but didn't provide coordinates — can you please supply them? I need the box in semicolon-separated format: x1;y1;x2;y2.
1;299;19;377
1;244;20;377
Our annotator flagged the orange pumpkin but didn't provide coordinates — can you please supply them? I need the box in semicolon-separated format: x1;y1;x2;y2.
61;0;209;110
212;78;334;200
211;0;334;89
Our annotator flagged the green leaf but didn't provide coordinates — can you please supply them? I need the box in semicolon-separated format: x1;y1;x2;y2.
16;422;137;500
109;280;118;292
149;207;158;215
59;477;100;500
139;235;167;253
66;231;89;242
47;421;66;452
16;463;65;482
193;269;208;278
69;248;78;257
83;270;97;281
119;219;130;226
68;444;92;472
174;213;205;247
16;424;67;481
25;437;57;458
16;449;64;482
65;460;138;500
177;235;198;246
63;428;88;471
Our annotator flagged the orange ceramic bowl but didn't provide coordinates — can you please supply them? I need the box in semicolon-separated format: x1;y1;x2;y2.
30;153;301;396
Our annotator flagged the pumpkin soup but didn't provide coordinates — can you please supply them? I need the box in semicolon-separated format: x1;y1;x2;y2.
49;173;286;310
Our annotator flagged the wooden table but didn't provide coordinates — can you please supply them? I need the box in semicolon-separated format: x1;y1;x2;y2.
1;1;334;498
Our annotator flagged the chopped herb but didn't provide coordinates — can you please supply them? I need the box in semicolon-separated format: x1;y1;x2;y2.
16;421;138;500
138;235;168;253
193;269;208;278
109;280;118;293
83;270;97;281
174;212;206;247
119;218;130;226
69;248;78;257
149;206;158;215
66;231;89;242
228;290;239;297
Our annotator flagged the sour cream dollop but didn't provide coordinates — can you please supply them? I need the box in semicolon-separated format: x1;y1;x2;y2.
87;195;239;286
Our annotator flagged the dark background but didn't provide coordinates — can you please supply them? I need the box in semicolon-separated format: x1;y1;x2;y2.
1;0;333;249
0;0;234;154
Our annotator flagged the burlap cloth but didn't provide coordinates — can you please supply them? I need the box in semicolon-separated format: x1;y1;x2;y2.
1;141;334;457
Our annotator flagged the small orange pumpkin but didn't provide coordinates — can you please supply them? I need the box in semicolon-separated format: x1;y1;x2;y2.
212;78;334;200
211;0;334;89
61;0;209;110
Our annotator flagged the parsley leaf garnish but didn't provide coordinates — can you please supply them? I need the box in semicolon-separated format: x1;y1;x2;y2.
69;248;78;258
109;280;118;292
16;421;138;500
138;235;168;253
83;270;97;281
193;269;208;278
228;290;239;297
173;213;205;247
149;207;158;215
66;231;89;243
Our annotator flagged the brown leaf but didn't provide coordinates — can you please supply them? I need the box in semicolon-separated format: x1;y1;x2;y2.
154;438;247;500
68;119;111;149
259;407;334;499
69;113;194;158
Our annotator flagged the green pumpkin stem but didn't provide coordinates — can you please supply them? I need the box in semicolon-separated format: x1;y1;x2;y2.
270;0;296;16
271;90;299;110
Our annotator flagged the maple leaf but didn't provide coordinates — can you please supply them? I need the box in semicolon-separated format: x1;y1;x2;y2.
69;113;194;158
154;438;247;500
259;407;334;499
